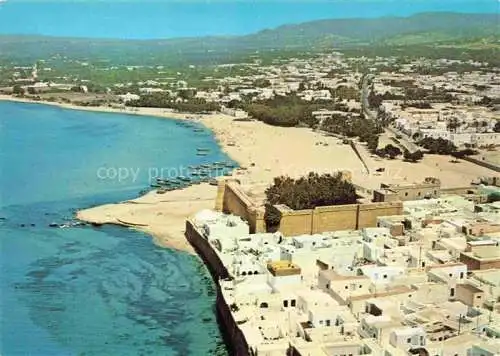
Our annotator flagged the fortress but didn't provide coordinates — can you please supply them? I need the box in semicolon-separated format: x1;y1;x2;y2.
214;177;404;236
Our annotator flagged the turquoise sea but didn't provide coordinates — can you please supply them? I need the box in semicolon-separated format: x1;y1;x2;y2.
0;101;230;355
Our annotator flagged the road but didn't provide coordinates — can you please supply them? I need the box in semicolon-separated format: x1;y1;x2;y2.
361;74;376;120
361;74;419;154
385;126;420;153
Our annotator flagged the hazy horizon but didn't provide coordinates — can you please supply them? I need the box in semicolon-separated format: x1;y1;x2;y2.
0;0;497;40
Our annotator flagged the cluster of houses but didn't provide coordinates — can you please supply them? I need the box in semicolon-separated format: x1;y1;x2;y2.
387;104;499;149
3;50;498;160
373;68;499;150
188;179;500;355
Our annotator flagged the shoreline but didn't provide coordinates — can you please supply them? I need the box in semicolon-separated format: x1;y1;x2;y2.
0;94;242;163
1;94;241;254
3;94;498;253
0;94;214;122
76;185;220;254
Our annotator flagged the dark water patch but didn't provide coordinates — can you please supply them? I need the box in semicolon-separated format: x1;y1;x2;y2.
26;269;51;280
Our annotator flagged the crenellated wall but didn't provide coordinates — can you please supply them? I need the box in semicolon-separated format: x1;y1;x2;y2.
215;179;266;233
357;201;404;229
215;179;404;236
313;204;359;232
276;207;314;236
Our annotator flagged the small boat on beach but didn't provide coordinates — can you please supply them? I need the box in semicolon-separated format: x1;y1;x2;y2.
156;178;170;184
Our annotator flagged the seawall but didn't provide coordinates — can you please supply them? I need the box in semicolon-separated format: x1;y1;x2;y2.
185;219;251;356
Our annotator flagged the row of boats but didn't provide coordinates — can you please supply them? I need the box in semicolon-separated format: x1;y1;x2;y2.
151;176;217;193
150;161;236;192
196;147;210;156
48;221;88;228
175;121;205;133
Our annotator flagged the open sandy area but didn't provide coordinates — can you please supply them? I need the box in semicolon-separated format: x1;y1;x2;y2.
472;151;500;166
357;130;499;191
2;94;498;253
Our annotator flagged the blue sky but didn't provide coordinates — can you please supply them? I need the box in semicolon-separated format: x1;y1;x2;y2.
0;0;497;39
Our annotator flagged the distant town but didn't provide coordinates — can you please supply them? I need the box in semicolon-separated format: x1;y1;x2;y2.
2;47;499;168
1;18;499;356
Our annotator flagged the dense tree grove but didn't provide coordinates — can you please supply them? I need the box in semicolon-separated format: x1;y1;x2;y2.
417;138;478;158
244;95;334;127
177;89;197;100
322;114;382;153
243;91;386;154
451;148;478;160
246;102;313;127
264;172;358;231
265;172;358;211
403;149;424;162
12;84;25;95
376;144;402;159
127;93;220;112
370;86;455;108
418;137;457;155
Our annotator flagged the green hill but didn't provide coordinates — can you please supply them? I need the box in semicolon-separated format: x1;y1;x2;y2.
0;12;497;65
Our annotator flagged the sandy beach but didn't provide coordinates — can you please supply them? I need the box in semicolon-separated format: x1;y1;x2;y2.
3;94;497;253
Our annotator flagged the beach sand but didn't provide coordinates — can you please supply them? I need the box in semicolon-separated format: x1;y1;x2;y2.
3;95;497;253
76;184;218;252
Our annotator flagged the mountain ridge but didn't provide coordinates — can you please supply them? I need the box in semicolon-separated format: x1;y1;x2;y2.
0;12;497;64
1;12;496;43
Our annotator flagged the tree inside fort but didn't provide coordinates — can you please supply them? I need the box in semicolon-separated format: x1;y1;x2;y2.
264;172;358;229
